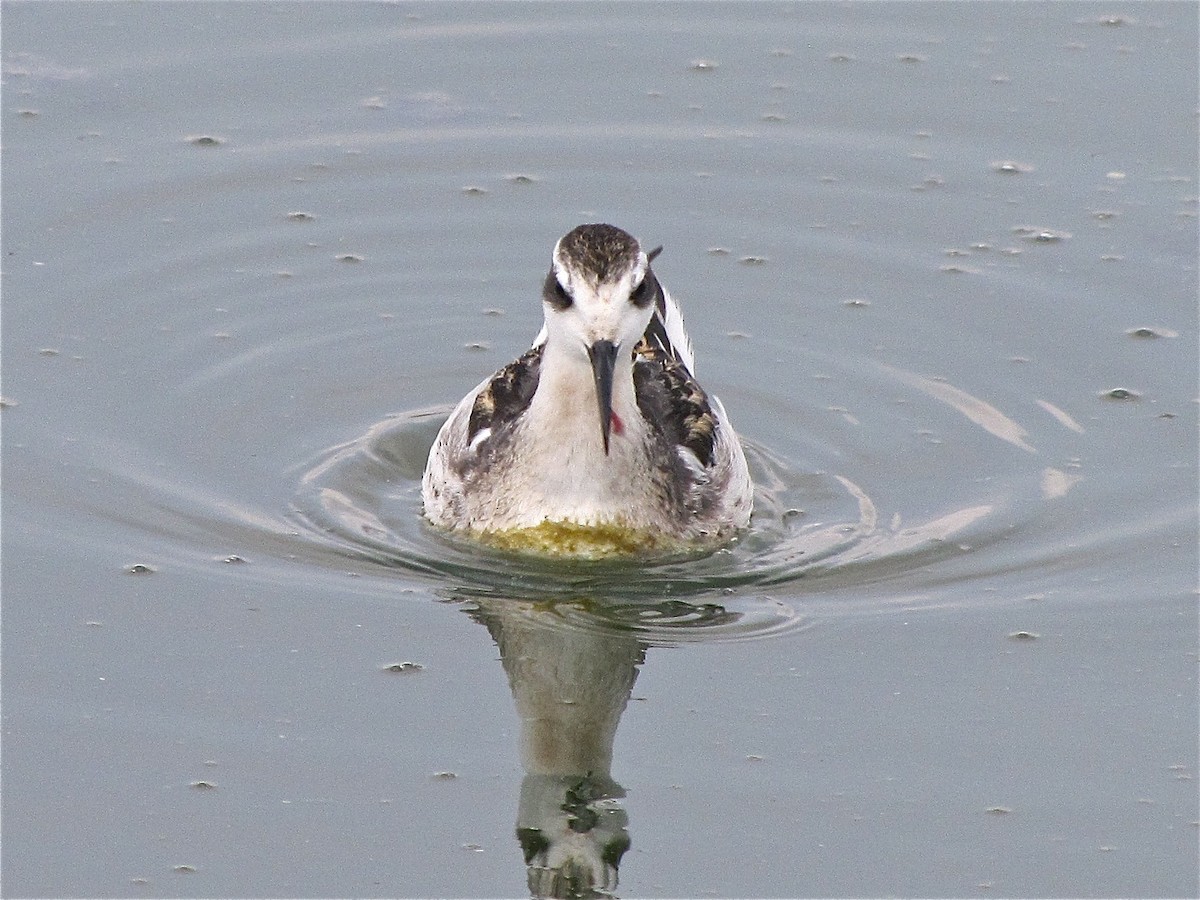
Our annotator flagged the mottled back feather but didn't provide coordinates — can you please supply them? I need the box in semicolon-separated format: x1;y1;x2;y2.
467;344;543;446
632;339;717;468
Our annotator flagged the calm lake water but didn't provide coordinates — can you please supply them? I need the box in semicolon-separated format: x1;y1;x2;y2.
3;3;1197;898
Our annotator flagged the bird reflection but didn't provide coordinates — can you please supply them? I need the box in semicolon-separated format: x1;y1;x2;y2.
468;598;647;899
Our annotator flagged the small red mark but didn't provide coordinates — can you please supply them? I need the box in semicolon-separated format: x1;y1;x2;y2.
610;411;624;436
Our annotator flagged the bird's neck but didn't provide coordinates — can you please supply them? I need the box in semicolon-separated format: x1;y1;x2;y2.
535;341;637;422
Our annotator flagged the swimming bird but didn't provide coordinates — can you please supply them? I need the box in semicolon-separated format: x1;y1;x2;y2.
422;224;752;555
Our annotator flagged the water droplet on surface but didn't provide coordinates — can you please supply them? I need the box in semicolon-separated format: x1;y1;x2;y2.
382;661;424;674
985;806;1013;815
125;563;156;575
1102;387;1141;401
173;865;197;874
507;173;536;184
433;771;458;780
335;253;364;263
738;255;768;265
190;780;217;790
1008;631;1040;641
461;185;488;196
187;135;224;147
1012;225;1071;243
1127;326;1177;339
689;59;718;72
285;211;316;222
992;160;1033;175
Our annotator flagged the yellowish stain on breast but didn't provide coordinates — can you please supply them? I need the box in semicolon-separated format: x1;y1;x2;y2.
477;520;666;559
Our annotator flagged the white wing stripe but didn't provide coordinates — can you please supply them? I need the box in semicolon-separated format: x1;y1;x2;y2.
658;285;696;374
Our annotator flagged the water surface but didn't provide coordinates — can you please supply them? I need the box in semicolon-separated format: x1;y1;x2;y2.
3;3;1197;897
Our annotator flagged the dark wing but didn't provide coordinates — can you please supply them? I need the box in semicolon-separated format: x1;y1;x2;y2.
467;344;542;447
632;339;717;468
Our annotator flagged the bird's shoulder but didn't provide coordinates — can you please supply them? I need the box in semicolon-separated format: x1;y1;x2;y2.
632;339;717;468
467;344;543;446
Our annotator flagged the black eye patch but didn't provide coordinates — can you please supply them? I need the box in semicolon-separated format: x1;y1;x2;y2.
543;270;572;309
629;272;657;309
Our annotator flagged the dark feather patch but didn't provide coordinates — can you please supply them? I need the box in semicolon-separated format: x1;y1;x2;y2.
542;269;572;310
467;344;542;447
629;269;659;309
557;224;640;282
633;339;717;468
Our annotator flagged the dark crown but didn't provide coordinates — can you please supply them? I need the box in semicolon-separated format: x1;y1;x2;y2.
557;224;641;281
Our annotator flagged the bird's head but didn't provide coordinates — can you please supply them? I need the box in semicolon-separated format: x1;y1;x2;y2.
541;223;662;454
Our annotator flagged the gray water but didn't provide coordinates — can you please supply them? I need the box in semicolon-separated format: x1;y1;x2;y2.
3;3;1197;898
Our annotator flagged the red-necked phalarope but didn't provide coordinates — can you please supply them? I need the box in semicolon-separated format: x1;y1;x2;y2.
422;224;753;555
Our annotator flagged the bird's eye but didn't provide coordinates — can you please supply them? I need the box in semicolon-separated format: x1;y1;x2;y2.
544;271;573;309
630;275;655;308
